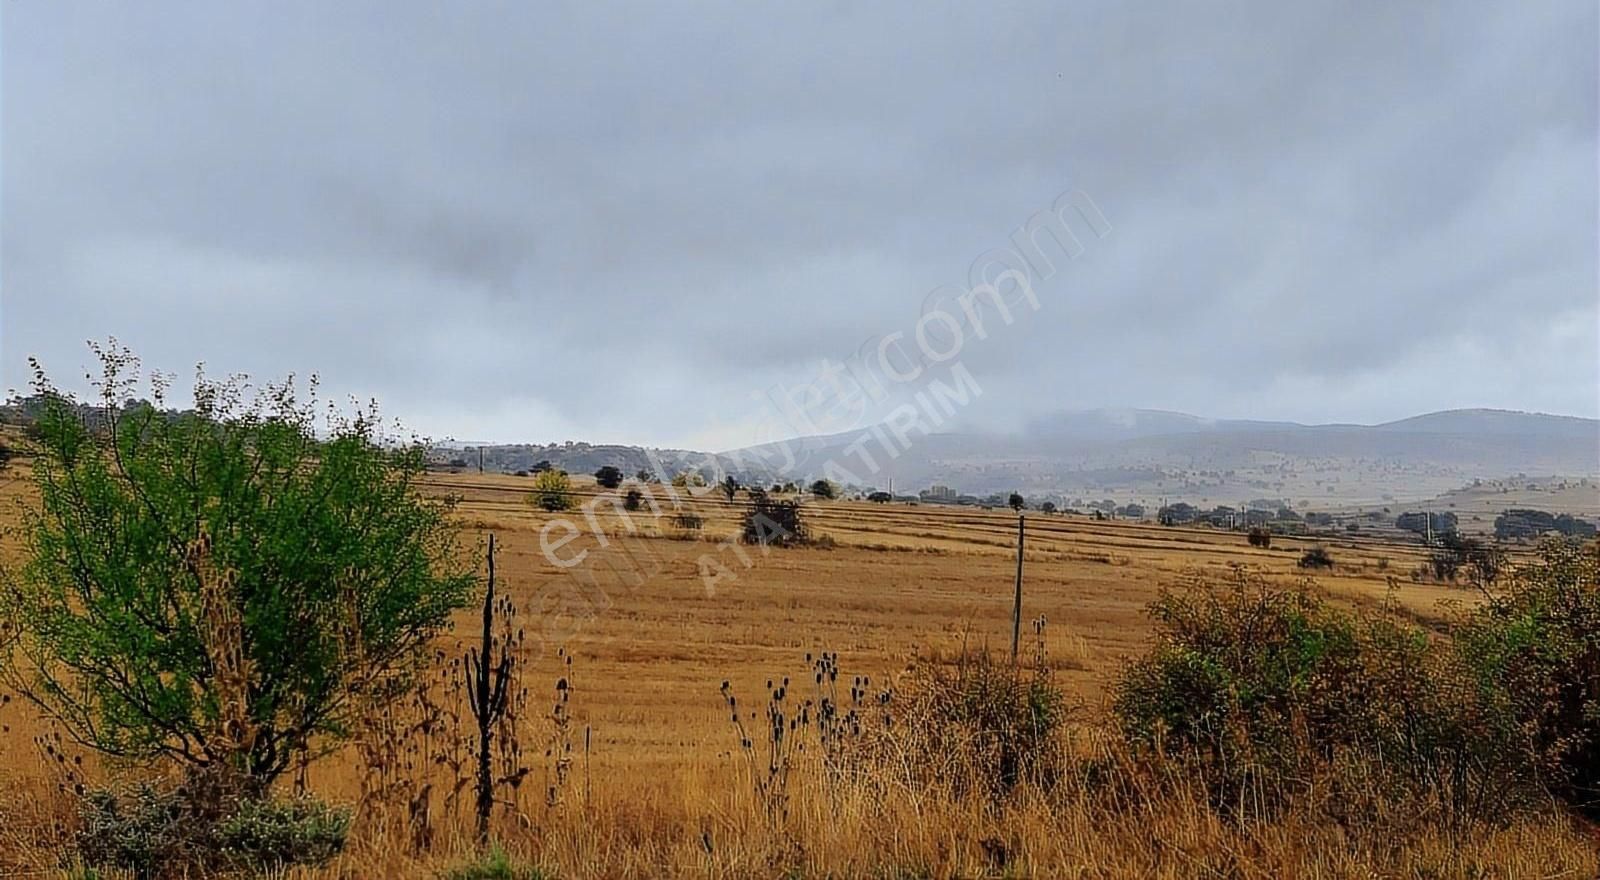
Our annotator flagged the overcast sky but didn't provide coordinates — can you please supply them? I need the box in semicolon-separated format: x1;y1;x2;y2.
4;3;1596;450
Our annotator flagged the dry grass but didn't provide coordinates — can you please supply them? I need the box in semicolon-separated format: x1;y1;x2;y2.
0;467;1592;877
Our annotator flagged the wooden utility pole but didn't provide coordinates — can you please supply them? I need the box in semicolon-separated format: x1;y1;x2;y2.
1011;514;1025;661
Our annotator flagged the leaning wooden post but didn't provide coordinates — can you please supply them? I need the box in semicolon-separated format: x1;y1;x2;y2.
1011;513;1025;662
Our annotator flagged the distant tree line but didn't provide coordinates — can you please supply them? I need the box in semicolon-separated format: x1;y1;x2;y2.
1495;509;1597;541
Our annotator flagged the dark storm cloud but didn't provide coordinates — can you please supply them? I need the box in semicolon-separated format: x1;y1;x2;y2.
4;2;1595;448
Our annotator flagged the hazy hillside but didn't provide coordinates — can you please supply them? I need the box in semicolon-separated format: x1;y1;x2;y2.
438;408;1598;511
717;408;1599;508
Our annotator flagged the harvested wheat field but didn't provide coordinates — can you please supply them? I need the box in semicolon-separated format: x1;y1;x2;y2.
2;462;1595;879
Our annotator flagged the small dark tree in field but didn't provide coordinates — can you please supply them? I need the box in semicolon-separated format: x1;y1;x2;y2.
623;488;645;512
0;438;11;470
531;460;554;473
867;491;892;503
1429;549;1462;582
671;510;704;532
741;490;808;548
1008;493;1025;512
1248;527;1272;549
720;475;740;503
810;480;836;500
1040;501;1057;514
1435;533;1506;587
2;344;474;790
635;468;657;483
1298;546;1335;569
594;465;623;489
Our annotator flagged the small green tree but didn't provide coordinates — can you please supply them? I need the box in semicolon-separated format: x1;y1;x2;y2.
529;470;574;511
593;466;623;490
810;479;836;500
2;344;474;789
1008;492;1025;512
720;475;740;503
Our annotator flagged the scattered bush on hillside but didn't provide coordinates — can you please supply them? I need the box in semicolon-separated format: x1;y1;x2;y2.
623;488;645;512
530;469;575;511
593;465;623;489
810;479;837;500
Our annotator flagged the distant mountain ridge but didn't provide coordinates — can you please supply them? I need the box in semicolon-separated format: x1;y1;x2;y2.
442;407;1598;509
710;407;1598;506
1026;407;1598;442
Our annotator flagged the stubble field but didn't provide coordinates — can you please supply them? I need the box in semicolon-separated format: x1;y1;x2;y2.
1;465;1594;878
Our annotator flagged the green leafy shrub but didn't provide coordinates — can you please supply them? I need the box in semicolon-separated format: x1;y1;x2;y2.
5;343;473;788
1114;572;1364;764
1113;568;1533;818
529;469;575;511
1455;540;1600;815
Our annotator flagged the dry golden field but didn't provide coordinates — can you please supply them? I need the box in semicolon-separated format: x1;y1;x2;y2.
0;464;1595;878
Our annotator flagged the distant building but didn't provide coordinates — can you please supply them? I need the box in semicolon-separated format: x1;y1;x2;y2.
921;484;957;501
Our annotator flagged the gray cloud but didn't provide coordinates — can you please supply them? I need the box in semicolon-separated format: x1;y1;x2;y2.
4;1;1595;448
